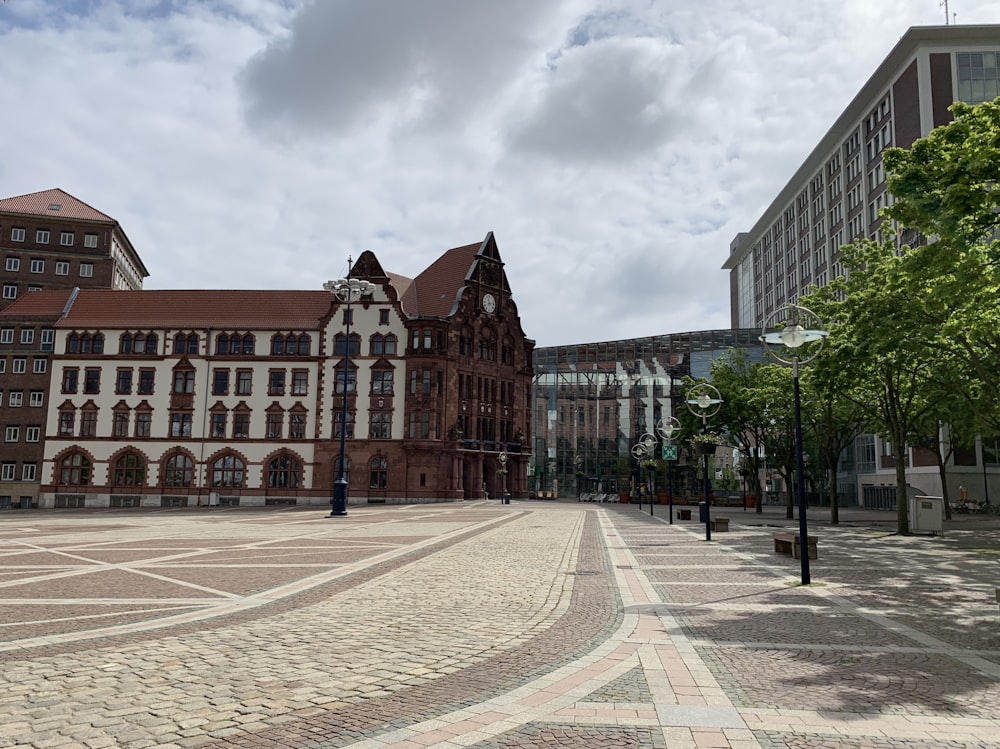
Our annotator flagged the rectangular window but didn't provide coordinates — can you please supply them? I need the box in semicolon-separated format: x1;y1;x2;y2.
372;370;393;394
84;233;98;248
80;263;94;278
41;329;54;350
30;259;44;273
31;358;45;374
289;413;306;439
379;309;390;324
369;411;392;439
5;426;18;442
8;391;23;407
59;411;74;435
22;463;37;481
26;426;40;443
266;412;283;439
233;412;250;438
55;261;69;276
1;463;14;481
80;411;97;437
291;370;308;395
0;328;12;344
112;411;129;437
333;411;355;438
20;329;34;344
29;390;43;407
84;368;101;394
170;412;192;438
10;228;25;242
35;230;49;244
116;368;133;394
334;369;356;394
172;370;195;394
138;369;155;394
3;284;17;299
60;231;74;246
212;369;229;395
4;257;18;272
210;412;227;438
236;369;252;395
268;369;286;395
12;357;25;374
135;412;151;438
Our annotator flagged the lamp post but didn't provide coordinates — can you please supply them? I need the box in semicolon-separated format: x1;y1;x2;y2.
324;260;377;518
499;450;509;504
686;383;722;541
656;416;681;524
760;303;828;585
631;432;657;516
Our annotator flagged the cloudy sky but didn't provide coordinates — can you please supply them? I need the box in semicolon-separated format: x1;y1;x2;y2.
1;0;997;347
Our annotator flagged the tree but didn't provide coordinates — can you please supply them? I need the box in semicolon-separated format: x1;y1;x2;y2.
805;238;941;535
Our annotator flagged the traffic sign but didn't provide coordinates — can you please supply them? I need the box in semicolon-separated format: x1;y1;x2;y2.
662;445;678;460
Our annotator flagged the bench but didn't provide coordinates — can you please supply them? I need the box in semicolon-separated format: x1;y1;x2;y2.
711;517;730;532
773;531;818;560
677;508;692;520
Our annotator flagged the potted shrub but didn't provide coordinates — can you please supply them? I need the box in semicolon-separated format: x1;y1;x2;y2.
692;433;724;455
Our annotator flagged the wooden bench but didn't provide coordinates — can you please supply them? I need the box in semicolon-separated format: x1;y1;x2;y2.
711;517;730;532
773;532;817;560
677;508;692;520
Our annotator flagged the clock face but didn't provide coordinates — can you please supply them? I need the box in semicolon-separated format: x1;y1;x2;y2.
482;293;496;314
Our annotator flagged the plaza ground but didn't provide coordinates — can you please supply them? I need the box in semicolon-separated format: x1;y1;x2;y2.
2;499;1000;748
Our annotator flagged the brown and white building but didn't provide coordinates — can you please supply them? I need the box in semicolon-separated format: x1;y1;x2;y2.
2;232;534;509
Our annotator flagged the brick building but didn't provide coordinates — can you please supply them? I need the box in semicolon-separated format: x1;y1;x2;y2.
0;189;148;508
1;232;533;509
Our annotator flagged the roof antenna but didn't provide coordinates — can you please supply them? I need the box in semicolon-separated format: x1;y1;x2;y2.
940;0;949;24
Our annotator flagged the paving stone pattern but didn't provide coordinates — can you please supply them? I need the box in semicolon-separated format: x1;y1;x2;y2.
3;502;1000;747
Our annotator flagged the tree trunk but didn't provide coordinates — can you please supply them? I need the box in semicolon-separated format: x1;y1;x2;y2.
828;469;840;525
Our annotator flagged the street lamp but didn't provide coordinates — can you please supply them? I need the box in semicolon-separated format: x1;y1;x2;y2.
324;260;377;518
499;450;509;504
760;303;828;584
656;416;681;524
686;383;722;541
631;432;657;516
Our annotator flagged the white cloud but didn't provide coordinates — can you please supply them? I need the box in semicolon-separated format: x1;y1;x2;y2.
1;0;998;346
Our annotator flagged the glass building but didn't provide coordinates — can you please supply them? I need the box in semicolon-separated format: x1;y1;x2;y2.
531;330;763;498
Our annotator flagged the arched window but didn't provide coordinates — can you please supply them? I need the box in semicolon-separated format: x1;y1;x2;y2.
144;333;158;354
285;334;298;355
334;333;360;356
370;456;388;489
229;333;241;353
92;333;104;354
80;333;92;353
66;333;79;353
271;334;285;355
120;333;133;354
114;452;145;486
268;454;301;489
163;452;194;487
298;334;311;355
174;333;187;354
215;334;229;354
242;334;254;355
59;452;91;485
212;454;244;488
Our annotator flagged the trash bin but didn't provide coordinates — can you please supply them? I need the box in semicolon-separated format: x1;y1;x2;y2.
503;493;511;505
699;501;708;523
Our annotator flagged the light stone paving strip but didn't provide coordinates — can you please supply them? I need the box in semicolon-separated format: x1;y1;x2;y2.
0;506;582;749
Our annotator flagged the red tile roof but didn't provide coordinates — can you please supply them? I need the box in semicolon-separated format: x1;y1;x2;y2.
0;188;115;223
401;240;481;318
0;289;75;318
27;289;336;329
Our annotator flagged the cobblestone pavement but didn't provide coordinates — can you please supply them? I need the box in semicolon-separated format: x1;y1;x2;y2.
2;500;1000;748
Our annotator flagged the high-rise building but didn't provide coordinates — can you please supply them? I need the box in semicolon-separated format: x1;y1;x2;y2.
723;24;1000;329
722;25;1000;507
